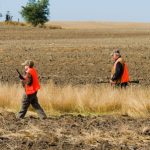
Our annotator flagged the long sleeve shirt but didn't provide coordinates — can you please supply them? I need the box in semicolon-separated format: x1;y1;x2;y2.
22;73;33;87
111;62;124;81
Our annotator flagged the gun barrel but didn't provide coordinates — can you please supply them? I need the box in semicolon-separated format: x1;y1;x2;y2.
98;80;139;84
16;69;25;80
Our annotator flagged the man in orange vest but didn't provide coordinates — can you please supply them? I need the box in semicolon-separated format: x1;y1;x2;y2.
17;60;47;119
110;49;129;88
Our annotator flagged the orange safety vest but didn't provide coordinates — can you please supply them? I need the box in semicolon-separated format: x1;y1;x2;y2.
111;58;129;83
121;63;129;83
25;68;40;95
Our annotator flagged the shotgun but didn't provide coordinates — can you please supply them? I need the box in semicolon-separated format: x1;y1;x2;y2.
16;69;25;80
98;80;139;84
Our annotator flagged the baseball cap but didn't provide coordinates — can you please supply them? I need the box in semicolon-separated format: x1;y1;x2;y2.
21;60;34;68
111;49;121;56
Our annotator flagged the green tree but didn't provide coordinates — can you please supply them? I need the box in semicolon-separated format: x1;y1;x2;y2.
21;0;49;26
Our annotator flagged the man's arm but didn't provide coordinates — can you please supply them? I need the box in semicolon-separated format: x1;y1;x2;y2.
112;62;124;81
26;73;33;86
21;73;33;86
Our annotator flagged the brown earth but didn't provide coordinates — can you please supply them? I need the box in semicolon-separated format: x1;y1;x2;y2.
0;22;150;85
0;110;150;150
0;22;150;150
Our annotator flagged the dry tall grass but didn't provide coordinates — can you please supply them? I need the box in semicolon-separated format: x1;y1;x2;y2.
0;21;62;29
0;82;150;117
0;21;27;26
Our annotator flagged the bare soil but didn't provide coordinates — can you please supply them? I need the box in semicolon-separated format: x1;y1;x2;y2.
0;22;150;85
0;110;150;150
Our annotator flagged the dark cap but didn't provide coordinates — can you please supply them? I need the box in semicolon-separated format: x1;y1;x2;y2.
21;60;34;68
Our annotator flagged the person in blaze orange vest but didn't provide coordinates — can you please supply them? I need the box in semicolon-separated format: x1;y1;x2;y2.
110;50;129;88
17;60;47;119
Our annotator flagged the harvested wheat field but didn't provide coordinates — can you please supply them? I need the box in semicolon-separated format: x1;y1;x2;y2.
0;22;150;149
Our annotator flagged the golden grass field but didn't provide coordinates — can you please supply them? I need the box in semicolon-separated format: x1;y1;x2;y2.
0;82;150;117
0;22;150;149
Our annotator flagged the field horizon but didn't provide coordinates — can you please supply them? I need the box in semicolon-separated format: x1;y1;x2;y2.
47;21;150;29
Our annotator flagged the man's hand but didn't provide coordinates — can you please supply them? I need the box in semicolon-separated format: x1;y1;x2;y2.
19;74;25;80
20;79;26;87
110;80;116;85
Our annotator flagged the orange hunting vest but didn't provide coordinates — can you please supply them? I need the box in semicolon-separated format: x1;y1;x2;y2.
111;58;129;83
25;68;40;95
121;63;129;83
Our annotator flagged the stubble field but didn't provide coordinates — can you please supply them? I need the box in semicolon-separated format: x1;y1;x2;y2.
0;22;150;150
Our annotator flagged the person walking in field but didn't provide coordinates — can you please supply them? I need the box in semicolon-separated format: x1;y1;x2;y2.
110;49;129;88
17;60;47;119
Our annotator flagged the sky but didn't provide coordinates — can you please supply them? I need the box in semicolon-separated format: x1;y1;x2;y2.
0;0;150;22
